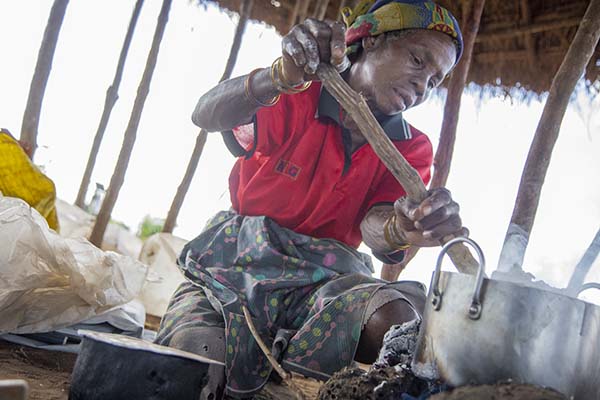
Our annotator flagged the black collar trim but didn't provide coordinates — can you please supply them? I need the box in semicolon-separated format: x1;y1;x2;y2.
315;85;412;141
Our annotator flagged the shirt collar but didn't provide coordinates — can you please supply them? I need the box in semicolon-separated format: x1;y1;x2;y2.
315;84;412;141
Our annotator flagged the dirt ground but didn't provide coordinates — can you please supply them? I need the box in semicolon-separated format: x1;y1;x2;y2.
429;382;567;400
0;340;75;400
317;366;569;400
0;339;571;400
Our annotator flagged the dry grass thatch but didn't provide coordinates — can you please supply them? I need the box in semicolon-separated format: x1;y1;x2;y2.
200;0;600;95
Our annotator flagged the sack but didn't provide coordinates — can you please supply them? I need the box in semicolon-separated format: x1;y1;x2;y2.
0;130;59;230
137;233;187;316
0;194;148;334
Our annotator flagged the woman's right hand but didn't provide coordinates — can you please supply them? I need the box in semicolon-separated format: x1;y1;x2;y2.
281;18;348;86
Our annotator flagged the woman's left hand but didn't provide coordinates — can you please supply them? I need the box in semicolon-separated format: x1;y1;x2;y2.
393;188;468;247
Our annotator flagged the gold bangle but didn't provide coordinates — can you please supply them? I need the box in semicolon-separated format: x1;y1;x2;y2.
389;214;408;245
384;215;411;251
271;57;312;94
245;68;280;107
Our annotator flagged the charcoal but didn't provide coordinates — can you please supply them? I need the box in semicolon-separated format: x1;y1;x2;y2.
372;319;420;370
316;365;428;400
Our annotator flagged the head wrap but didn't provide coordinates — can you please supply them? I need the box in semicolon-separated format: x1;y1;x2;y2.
342;0;463;64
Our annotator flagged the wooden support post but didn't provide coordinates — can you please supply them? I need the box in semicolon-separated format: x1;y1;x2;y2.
498;0;600;273
381;0;484;280
337;0;348;21
90;0;172;247
298;0;312;23
519;0;536;70
313;0;330;20
475;17;580;42
288;0;301;30
317;65;478;275
162;0;254;234
75;0;144;209
20;0;70;160
162;131;207;233
219;0;254;82
431;0;485;189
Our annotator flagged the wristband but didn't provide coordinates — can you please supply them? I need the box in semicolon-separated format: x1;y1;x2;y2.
383;214;411;251
244;68;280;107
271;57;312;95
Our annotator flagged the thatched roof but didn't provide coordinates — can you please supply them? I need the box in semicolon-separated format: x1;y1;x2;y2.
205;0;600;95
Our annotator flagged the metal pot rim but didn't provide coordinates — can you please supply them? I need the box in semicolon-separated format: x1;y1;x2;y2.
78;330;224;366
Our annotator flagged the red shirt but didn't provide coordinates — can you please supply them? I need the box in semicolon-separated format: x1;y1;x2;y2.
229;83;432;249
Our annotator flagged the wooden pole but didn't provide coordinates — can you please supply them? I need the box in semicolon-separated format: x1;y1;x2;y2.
337;0;348;21
288;0;301;30
382;0;485;281
20;0;70;160
498;0;600;273
162;0;254;234
519;0;536;70
298;0;312;23
75;0;144;209
219;0;254;82
162;131;207;233
313;0;330;20
475;17;580;42
431;0;485;189
381;246;418;281
90;0;172;247
317;65;478;275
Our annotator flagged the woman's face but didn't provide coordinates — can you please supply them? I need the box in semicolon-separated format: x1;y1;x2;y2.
349;29;457;117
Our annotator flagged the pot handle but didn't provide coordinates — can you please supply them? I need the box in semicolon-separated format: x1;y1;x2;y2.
432;237;486;320
577;282;600;297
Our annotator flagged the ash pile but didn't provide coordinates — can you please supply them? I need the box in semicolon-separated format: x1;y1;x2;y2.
317;320;567;400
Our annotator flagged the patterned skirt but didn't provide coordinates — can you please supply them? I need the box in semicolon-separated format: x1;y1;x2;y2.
155;210;425;397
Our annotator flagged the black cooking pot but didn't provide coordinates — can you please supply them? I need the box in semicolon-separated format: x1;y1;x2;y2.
69;330;223;400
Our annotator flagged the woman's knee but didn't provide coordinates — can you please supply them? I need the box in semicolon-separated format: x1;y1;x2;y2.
355;298;418;363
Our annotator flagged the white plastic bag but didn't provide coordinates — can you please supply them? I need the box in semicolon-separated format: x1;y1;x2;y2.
55;198;143;259
0;194;148;334
137;233;187;317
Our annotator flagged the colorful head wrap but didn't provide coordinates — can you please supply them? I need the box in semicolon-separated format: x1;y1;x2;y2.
342;0;463;64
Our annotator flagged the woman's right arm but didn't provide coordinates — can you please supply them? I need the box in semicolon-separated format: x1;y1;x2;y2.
191;69;279;132
191;19;347;132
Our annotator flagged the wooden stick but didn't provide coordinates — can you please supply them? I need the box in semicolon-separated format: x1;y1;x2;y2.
242;306;306;399
298;0;311;23
432;0;485;189
75;0;144;209
20;0;70;159
89;0;172;247
317;64;479;275
288;0;301;31
313;0;330;20
336;0;348;21
498;0;600;272
519;0;536;70
475;17;580;42
162;0;253;234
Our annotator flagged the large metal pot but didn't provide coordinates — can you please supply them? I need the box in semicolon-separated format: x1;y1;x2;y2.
412;238;600;399
69;330;223;400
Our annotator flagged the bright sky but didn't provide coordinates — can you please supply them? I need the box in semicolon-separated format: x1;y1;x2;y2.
1;1;599;299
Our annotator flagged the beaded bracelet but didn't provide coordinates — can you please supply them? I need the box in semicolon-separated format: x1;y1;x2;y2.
383;214;411;251
244;68;280;107
270;57;312;95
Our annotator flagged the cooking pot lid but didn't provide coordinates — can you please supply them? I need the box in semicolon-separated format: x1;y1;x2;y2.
78;330;224;366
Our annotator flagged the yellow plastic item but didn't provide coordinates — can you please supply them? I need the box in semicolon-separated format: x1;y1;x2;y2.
0;129;59;231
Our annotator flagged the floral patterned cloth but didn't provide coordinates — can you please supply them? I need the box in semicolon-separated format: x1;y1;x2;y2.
156;210;426;397
343;0;463;63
